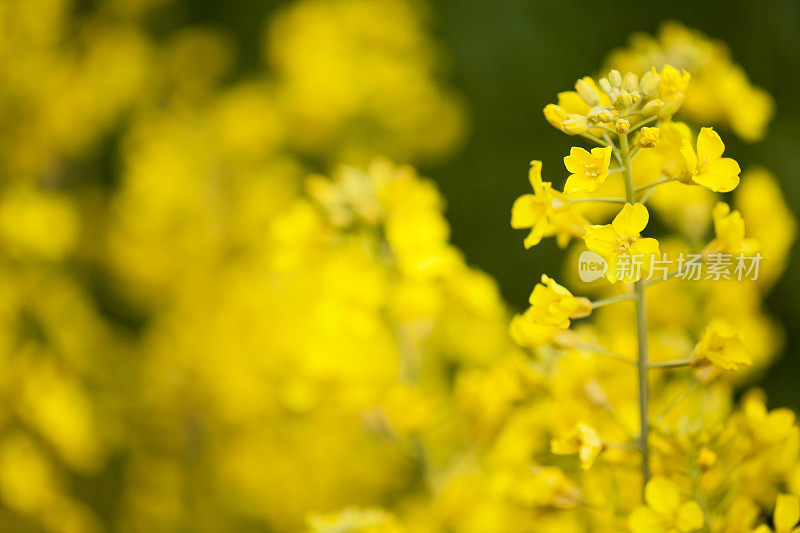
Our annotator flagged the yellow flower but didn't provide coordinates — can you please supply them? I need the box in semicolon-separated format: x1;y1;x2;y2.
629;477;705;533
563;146;613;194
704;202;759;256
509;275;590;348
680;127;741;192
690;319;752;372
529;275;592;327
550;423;606;471
509;309;562;348
583;203;660;283
511;161;564;248
511;161;588;249
751;494;800;533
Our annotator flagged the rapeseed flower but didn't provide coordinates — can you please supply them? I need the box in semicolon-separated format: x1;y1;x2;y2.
680;127;741;192
584;203;660;282
564;146;614;194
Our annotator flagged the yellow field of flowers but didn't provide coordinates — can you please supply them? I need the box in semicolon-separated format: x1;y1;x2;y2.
0;1;796;532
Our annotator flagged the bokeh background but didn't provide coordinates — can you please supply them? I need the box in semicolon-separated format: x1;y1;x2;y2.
183;0;800;406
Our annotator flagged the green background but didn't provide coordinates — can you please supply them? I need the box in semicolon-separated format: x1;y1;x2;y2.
179;0;800;408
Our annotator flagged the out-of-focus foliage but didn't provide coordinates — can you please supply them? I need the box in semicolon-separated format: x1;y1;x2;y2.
606;22;774;142
0;0;478;530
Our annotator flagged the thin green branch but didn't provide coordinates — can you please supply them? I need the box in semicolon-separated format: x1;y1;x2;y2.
648;359;692;369
580;132;609;146
634;177;680;194
630;115;658;130
569;197;627;205
591;293;634;308
620;131;651;494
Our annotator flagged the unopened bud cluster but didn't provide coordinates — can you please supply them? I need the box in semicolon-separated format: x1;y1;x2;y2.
544;66;689;137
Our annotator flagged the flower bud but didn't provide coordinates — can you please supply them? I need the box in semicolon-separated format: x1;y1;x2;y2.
560;114;589;135
640;70;661;96
641;98;664;116
543;104;568;129
615;118;630;134
637;127;660;148
588;106;613;123
614;91;634;109
608;69;622;88
598;77;613;95
575;78;599;106
623;72;638;92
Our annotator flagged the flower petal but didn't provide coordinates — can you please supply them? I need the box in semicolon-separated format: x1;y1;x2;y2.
612;203;649;237
591;146;613;168
696;127;725;162
564;147;591;174
529;161;544;192
511;195;536;228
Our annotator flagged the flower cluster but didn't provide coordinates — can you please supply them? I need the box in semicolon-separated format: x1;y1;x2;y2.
499;60;798;532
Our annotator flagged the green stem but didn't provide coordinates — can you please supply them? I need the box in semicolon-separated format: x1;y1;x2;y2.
569;197;627;205
620;132;651;495
634;177;679;194
648;359;691;369
591;292;634;308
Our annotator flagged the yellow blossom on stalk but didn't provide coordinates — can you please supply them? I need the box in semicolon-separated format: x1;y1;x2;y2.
510;275;590;347
704;202;760;256
584;203;660;282
509;308;562;348
751;494;800;533
563;146;614;194
680;127;741;192
511;161;568;247
690;319;752;372
529;275;592;327
550;423;606;471
629;477;705;533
